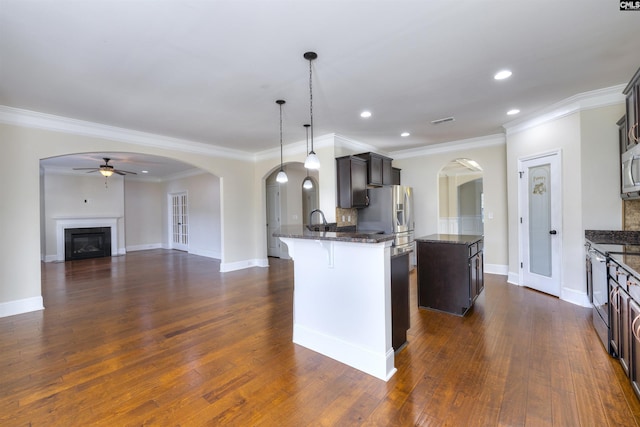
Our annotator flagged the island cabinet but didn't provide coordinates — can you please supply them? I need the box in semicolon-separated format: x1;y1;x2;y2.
391;252;410;351
336;155;369;208
416;234;484;316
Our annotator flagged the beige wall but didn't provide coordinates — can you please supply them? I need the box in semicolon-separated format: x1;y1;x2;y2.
0;122;258;310
124;180;164;249
394;139;509;272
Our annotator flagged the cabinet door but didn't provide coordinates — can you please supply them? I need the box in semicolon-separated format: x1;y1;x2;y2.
368;154;383;186
619;115;629;154
628;86;638;149
477;251;484;296
351;157;369;207
382;157;393;185
611;281;622;358
620;287;630;377
629;298;640;399
469;255;477;304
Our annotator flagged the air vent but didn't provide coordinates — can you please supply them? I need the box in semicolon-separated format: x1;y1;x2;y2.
431;116;455;125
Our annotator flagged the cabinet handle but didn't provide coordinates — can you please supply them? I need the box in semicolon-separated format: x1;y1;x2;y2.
630;122;639;144
610;287;620;313
628;278;639;287
617;270;627;276
633;313;640;342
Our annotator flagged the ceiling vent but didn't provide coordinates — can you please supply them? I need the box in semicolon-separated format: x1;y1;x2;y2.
431;116;455;125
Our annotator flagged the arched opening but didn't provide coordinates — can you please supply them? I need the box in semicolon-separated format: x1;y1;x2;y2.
265;162;319;259
39;152;222;267
438;158;484;235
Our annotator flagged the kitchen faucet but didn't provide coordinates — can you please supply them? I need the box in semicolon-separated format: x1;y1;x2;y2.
309;209;327;226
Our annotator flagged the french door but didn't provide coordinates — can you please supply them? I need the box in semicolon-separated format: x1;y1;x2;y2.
170;192;189;251
519;151;562;296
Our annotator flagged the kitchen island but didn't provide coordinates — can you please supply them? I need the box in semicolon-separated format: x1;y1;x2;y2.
274;225;398;381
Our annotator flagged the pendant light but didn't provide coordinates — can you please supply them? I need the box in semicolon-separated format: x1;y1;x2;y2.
275;99;288;183
303;51;320;170
302;124;314;190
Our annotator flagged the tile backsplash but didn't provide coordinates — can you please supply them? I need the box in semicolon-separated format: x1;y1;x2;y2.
624;199;640;230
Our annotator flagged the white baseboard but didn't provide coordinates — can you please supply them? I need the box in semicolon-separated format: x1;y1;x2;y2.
220;258;269;272
189;247;222;260
293;323;396;381
561;287;591;307
484;264;508;276
507;271;520;285
0;296;44;318
126;243;163;252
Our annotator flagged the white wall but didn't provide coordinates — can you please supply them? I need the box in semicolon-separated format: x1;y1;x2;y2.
506;103;624;303
42;172;125;260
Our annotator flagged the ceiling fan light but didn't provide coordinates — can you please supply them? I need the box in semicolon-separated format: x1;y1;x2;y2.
100;168;114;177
276;169;288;183
304;151;320;170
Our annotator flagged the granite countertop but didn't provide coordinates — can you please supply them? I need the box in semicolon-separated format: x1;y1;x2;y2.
585;230;640;245
415;233;483;245
274;225;395;244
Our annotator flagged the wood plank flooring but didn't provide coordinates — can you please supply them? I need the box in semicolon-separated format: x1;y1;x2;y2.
1;249;640;426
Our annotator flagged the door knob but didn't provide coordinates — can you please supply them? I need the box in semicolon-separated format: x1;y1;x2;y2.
549;230;557;235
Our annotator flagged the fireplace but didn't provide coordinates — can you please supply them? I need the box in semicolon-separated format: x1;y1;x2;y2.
64;227;112;261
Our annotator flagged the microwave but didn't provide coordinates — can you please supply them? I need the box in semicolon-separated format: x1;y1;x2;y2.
621;145;640;198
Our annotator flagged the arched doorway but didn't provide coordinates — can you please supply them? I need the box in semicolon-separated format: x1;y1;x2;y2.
438;158;484;235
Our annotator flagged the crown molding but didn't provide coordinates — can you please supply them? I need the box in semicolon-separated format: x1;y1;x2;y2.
503;84;626;136
390;134;506;160
253;133;335;162
0;105;254;161
334;134;383;155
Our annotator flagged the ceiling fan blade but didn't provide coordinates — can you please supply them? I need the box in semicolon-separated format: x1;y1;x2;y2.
115;169;137;175
113;170;126;176
73;168;99;171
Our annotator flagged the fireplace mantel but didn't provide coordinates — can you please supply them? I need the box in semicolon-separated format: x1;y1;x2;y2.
55;217;121;262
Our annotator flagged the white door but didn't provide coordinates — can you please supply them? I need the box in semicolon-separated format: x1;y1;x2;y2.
170;192;189;251
266;184;281;257
519;151;562;296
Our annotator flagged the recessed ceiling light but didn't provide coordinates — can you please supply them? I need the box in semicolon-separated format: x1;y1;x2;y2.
507;109;520;115
141;170;149;173
400;132;410;137
360;111;372;118
494;70;512;80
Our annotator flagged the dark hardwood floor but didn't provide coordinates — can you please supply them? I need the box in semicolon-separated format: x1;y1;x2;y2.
1;249;639;426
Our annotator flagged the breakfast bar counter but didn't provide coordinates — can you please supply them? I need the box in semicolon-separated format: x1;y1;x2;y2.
274;225;397;381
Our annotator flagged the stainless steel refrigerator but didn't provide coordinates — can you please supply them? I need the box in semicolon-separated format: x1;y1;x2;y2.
358;185;414;255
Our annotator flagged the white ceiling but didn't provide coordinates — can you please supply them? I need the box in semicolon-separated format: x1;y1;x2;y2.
2;1;640;175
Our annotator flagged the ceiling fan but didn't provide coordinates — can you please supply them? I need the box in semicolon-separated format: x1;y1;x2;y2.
73;157;137;177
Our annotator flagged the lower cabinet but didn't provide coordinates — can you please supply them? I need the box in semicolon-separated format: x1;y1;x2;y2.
611;279;631;376
416;234;484;316
630;298;640;399
391;252;410;351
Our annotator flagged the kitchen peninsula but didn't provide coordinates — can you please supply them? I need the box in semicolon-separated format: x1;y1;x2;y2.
274;225;398;381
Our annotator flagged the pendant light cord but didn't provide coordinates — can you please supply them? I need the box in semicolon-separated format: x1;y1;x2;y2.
309;58;314;153
279;102;284;169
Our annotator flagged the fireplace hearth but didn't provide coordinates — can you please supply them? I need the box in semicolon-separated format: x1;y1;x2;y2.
64;227;112;261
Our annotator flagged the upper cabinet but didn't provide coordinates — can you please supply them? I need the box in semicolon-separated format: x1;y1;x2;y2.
624;66;640;152
336;156;369;208
356;152;393;187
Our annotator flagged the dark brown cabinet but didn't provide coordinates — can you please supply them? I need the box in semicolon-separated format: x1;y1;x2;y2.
336;156;368;208
416;234;484;316
392;167;401;185
630;297;640;399
625;67;640;148
610;269;631;377
391;252;410;351
355;152;393;186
